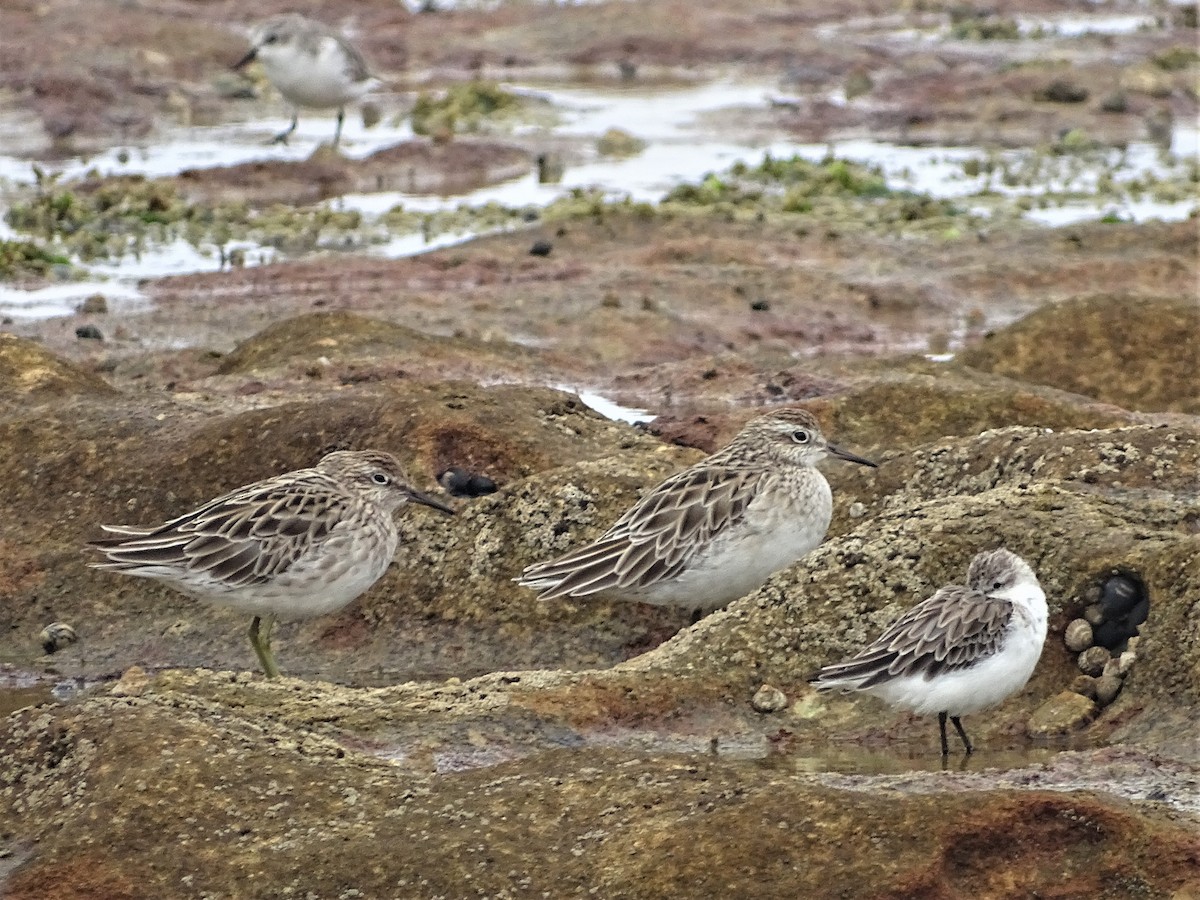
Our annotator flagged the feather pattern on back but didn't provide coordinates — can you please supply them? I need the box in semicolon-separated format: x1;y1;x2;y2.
815;586;1014;687
520;464;766;600
89;471;360;590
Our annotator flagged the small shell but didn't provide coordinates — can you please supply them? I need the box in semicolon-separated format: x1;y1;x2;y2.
1064;619;1094;653
40;622;77;654
1083;603;1106;626
1077;645;1110;677
751;684;788;714
1118;650;1137;676
1069;675;1099;700
1094;674;1124;707
1102;658;1123;679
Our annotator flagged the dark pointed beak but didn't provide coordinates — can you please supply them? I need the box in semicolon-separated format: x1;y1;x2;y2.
406;487;456;515
232;47;258;70
827;443;878;468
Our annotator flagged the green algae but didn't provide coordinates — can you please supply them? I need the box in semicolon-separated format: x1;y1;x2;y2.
948;13;1021;41
0;238;70;280
410;81;527;137
3;170;380;262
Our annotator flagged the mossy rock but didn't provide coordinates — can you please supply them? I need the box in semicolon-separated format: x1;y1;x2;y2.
216;311;541;376
0;333;116;402
958;295;1200;413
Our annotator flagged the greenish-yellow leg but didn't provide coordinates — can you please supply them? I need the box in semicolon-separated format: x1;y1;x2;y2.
248;614;281;679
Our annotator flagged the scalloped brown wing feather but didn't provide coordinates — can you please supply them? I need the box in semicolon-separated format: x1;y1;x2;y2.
819;586;1013;687
89;473;353;589
522;467;764;599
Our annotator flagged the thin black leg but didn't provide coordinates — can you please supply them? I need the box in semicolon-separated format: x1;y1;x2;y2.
938;711;950;757
950;715;973;755
273;112;299;145
333;107;345;148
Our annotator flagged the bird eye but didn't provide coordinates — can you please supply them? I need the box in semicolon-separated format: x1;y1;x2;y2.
992;580;1003;590
791;430;810;444
263;33;278;44
371;472;390;485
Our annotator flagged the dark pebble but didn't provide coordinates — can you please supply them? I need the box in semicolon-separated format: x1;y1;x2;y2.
75;325;103;340
439;467;497;498
1090;572;1150;651
1092;618;1139;653
467;473;498;496
750;299;770;311
1101;574;1142;618
529;240;553;257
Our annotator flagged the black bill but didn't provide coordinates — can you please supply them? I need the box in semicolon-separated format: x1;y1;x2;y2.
827;443;878;468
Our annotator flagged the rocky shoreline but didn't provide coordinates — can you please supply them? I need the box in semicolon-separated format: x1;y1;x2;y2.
1;0;1198;895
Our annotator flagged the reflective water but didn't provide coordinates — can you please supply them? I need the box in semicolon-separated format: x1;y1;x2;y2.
1;51;1195;319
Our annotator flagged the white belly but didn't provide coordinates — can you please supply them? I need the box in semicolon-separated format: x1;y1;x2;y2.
625;475;832;610
868;603;1047;716
261;44;369;108
190;526;398;620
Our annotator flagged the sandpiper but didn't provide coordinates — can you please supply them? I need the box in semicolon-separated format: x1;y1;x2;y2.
88;450;453;678
812;548;1048;756
233;13;380;148
517;408;876;611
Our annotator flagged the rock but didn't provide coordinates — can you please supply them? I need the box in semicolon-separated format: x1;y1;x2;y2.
1064;619;1093;653
0;334;116;401
1078;646;1111;677
751;684;788;713
958;295;1200;413
1101;573;1143;618
74;325;103;340
1094;674;1124;707
109;665;150;697
39;622;77;654
360;101;381;129
1083;603;1106;626
439;466;498;498
1033;79;1089;103
1069;675;1098;700
1027;691;1098;736
78;293;108;315
596;128;646;158
530;240;553;257
1117;650;1138;676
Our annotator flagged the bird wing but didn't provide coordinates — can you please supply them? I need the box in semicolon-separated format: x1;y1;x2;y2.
88;473;351;589
519;465;765;599
814;586;1013;688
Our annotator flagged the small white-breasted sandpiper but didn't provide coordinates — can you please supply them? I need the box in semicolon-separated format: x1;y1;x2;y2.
812;548;1048;756
234;13;380;148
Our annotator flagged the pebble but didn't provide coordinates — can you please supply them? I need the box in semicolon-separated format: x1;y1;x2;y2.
79;294;108;315
529;240;553;257
1082;603;1106;626
40;622;77;654
1069;675;1098;700
75;325;103;340
1094;675;1124;707
1100;573;1141;618
439;467;498;498
110;665;150;698
1077;645;1110;677
1027;691;1097;737
751;684;788;714
1064;618;1093;652
1118;650;1138;676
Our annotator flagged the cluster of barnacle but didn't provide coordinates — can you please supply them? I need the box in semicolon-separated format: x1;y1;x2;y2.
1064;571;1147;709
